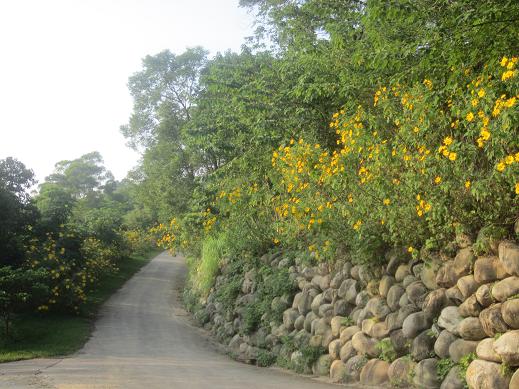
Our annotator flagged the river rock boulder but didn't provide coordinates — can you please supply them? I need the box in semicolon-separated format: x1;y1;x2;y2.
475;284;494;308
359;359;390;386
413;358;440;389
403;311;432;338
501;298;519;329
344;355;368;382
498;240;519;276
493;329;519;366
329;359;348;383
457;275;480;299
412;330;437;361
434;330;458;358
479;303;510;337
388;357;415;388
351;332;379;358
440;365;464;389
448;339;479;362
475;338;501;363
339;341;356;362
458;294;482;317
491;276;519;302
438;306;463;336
465;359;511;389
423;288;450;316
474;256;509;283
458;317;486;341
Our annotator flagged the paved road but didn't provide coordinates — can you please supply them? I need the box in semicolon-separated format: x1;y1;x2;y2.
0;252;341;389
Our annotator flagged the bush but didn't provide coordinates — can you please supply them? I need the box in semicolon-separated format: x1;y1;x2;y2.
0;267;48;336
270;58;518;261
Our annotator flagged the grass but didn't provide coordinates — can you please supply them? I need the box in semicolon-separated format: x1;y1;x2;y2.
0;249;161;363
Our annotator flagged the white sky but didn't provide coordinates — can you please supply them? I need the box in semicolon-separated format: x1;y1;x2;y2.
0;0;254;183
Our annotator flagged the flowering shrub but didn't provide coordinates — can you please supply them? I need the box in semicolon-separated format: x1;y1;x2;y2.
26;230;117;313
123;229;156;256
155;57;518;265
270;57;518;259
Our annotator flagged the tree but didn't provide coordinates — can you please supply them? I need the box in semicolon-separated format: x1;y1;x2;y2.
0;158;38;266
121;48;209;220
121;47;209;150
45;152;114;199
0;267;48;336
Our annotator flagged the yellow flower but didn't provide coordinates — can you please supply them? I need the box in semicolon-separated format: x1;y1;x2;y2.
443;136;453;146
500;56;508;67
466;112;474;122
383;198;391;205
505;155;514;165
505;97;516;108
434;176;442;184
471;99;479;107
448;152;457;161
408;246;414;253
477;89;485;98
497;162;506;172
465;180;471;189
423;79;433;89
353;220;362;230
502;70;516;81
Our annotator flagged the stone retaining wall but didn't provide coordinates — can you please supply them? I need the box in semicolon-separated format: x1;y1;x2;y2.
192;238;519;388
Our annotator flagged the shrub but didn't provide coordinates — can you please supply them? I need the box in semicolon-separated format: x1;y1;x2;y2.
376;338;397;362
192;235;227;296
0;267;48;336
437;358;455;381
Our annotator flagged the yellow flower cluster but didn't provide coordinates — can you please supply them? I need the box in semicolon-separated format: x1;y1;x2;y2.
415;194;432;217
438;137;457;161
500;56;518;81
496;153;519;172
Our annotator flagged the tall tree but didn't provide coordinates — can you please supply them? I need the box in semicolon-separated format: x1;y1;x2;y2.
0;158;38;266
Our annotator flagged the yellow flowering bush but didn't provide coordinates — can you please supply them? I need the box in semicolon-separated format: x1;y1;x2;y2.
156;56;517;265
269;57;518;260
26;232;117;312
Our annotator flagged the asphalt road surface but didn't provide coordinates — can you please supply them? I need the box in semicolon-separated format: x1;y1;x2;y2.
0;252;343;389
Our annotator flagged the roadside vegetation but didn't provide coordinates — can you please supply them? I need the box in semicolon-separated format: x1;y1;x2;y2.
1;0;518;366
128;1;518;309
0;153;157;360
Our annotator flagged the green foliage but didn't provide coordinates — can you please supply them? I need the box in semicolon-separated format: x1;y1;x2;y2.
256;349;276;367
214;275;242;312
0;250;155;362
376;338;398;363
500;362;513;377
242;303;263;335
437;358;455;381
0;267;48;336
0;157;38;266
191;235;226;296
121;1;519;331
299;344;325;368
458;352;477;387
473;225;509;255
341;316;354;326
0;152;155;337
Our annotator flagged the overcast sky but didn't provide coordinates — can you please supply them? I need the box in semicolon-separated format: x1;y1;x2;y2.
0;0;254;183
